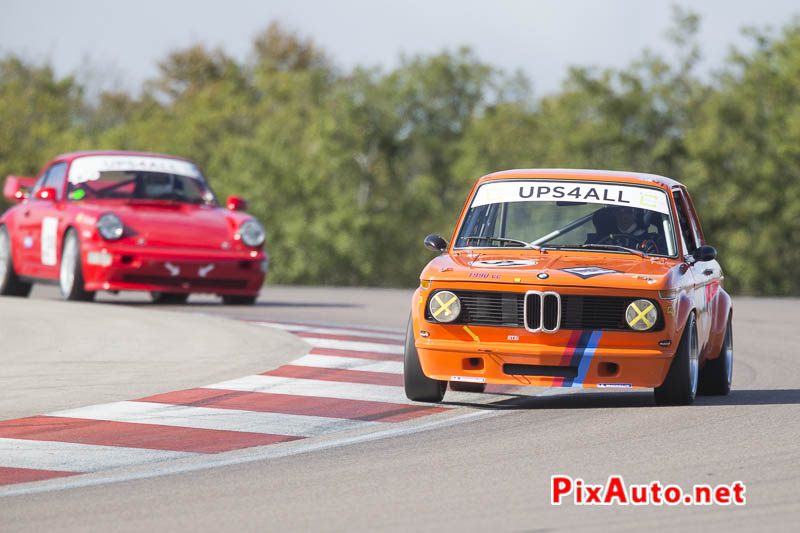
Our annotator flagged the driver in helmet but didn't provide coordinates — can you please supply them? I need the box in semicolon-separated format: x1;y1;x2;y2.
609;206;662;253
614;206;646;236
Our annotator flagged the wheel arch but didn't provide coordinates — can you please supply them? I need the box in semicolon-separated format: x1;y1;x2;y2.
674;292;696;341
59;224;79;264
0;222;18;258
0;222;22;272
704;288;732;362
410;287;423;336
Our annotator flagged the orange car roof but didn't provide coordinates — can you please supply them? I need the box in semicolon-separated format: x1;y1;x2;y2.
478;169;684;190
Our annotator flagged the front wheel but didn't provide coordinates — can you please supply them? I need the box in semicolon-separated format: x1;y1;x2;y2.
698;315;733;396
403;316;447;402
59;229;95;302
0;225;32;297
654;313;698;405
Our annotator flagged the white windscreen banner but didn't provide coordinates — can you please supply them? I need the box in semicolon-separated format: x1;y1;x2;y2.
470;180;671;214
68;156;201;184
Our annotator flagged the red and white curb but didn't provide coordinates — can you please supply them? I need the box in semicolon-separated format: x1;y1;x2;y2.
0;320;515;491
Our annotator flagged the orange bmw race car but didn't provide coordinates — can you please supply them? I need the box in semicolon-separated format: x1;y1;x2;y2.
405;169;733;405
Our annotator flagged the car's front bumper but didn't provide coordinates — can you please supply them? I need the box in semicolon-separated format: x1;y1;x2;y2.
415;327;673;389
81;244;267;295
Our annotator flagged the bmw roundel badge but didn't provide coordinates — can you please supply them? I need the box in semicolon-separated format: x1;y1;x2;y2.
537;272;549;279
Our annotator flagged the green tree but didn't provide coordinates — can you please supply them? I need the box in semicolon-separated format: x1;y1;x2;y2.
0;57;89;211
682;21;800;294
2;14;799;294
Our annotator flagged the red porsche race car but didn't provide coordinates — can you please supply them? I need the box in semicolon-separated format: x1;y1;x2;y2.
0;151;268;304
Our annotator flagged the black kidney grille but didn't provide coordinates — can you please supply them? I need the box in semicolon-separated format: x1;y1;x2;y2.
560;295;664;331
426;291;662;331
543;294;560;331
526;293;541;329
425;290;524;326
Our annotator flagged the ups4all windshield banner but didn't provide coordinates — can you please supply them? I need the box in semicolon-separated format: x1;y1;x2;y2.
471;180;671;215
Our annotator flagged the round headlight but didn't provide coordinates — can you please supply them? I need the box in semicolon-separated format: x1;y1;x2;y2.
429;290;461;323
626;299;658;331
239;219;265;247
97;213;123;240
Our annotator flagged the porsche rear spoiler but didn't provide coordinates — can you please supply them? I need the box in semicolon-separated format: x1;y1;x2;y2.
3;175;36;202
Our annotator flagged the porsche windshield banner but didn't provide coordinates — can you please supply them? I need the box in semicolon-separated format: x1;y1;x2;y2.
471;180;671;215
68;156;202;184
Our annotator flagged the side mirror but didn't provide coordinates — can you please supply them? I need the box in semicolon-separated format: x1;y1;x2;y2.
3;176;34;202
424;234;448;253
226;196;248;211
692;245;717;262
34;186;58;202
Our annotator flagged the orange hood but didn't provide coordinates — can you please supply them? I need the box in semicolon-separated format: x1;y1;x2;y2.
420;250;678;291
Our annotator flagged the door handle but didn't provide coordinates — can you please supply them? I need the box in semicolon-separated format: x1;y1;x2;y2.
703;269;713;276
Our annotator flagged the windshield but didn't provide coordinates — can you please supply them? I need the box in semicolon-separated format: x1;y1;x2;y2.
455;180;677;257
65;155;217;205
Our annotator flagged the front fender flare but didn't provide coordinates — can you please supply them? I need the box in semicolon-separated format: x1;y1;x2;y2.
704;288;732;361
674;292;695;341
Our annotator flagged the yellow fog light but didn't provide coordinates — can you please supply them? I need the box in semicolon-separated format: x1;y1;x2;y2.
626;299;657;331
429;291;461;323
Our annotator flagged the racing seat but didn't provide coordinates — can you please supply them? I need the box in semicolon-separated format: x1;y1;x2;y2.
585;207;617;244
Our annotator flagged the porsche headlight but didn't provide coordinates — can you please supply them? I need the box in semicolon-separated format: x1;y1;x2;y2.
625;299;658;331
97;213;123;240
239;219;265;247
429;291;461;323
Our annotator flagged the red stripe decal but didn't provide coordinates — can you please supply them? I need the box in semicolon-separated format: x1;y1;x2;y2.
0;416;300;453
559;330;583;366
0;466;80;486
295;332;403;345
262;365;403;387
308;347;403;362
551;377;565;387
137;388;446;422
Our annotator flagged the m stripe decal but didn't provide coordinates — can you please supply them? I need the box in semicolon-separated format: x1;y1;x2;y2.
560;330;602;388
572;331;603;387
559;331;583;367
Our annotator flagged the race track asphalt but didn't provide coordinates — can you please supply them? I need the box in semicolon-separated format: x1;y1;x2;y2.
1;286;798;532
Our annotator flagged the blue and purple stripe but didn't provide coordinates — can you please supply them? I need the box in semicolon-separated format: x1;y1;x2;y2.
552;330;603;388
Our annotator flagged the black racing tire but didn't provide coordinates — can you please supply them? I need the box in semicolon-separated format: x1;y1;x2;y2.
449;381;487;393
698;315;733;396
0;225;33;297
654;313;699;406
59;229;95;302
222;294;258;305
150;292;190;304
404;316;447;402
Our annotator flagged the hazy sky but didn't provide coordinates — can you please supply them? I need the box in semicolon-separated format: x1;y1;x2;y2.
1;0;798;96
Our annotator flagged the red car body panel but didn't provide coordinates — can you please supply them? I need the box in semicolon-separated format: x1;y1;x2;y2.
1;151;267;296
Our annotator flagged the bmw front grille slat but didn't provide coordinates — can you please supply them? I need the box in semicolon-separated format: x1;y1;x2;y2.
425;290;662;331
524;291;561;333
